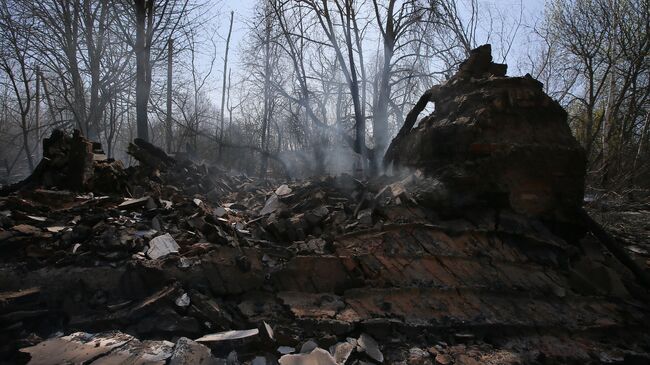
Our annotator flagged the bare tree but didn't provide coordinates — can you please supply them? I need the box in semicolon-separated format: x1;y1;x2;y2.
0;0;36;171
539;0;650;187
218;11;234;159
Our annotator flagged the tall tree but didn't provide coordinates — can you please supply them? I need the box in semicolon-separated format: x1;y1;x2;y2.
133;0;154;141
218;11;234;159
0;0;36;171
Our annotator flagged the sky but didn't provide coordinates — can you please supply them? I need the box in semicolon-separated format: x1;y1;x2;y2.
200;0;549;100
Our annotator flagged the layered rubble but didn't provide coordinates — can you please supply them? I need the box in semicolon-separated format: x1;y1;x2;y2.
0;129;127;195
385;44;587;219
1;48;650;364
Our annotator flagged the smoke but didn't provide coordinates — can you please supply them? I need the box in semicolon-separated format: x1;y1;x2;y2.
277;143;366;179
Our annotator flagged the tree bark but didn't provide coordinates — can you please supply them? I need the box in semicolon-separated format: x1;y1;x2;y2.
34;64;40;159
218;11;234;160
166;37;173;152
260;5;272;177
371;0;396;173
134;0;153;142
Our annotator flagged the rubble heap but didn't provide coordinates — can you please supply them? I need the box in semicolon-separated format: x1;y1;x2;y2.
385;44;587;219
1;49;650;364
0;129;127;195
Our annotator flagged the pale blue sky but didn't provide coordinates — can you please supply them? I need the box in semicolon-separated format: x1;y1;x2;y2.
201;0;548;100
216;0;547;66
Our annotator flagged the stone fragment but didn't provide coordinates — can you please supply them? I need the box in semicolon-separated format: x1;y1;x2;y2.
278;346;296;355
276;184;292;196
189;291;233;330
408;347;432;365
300;339;319;353
169;337;221;365
91;338;175;365
12;224;41;235
329;341;355;364
279;348;337;365
260;194;283;215
357;333;383;363
175;293;190;307
214;207;227;217
435;353;452;365
20;331;134;365
147;233;180;259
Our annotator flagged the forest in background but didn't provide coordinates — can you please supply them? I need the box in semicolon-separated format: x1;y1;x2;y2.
0;0;648;190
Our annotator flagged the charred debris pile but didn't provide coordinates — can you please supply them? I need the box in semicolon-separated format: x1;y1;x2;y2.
2;46;649;365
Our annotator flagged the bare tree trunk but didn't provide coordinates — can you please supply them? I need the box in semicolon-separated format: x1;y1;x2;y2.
227;68;232;132
341;1;365;172
60;0;88;134
34;64;40;159
633;113;650;183
601;72;616;186
226;68;233;166
218;11;234;160
260;6;272;177
371;0;396;173
134;0;153;142
40;71;58;126
82;0;108;141
21;114;34;172
166;37;173;152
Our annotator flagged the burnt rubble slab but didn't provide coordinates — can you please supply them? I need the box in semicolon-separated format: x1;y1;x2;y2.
385;44;587;220
1;47;650;364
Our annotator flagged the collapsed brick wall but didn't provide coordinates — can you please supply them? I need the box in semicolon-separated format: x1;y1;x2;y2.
385;44;587;219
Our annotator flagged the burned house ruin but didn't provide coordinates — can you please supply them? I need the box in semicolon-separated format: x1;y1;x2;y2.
1;46;648;365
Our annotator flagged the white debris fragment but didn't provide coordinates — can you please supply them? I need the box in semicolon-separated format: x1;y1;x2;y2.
275;184;292;196
47;226;67;233
146;233;180;260
263;321;274;341
27;215;47;222
194;328;259;342
175;293;190;307
119;196;151;208
279;348;337;365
